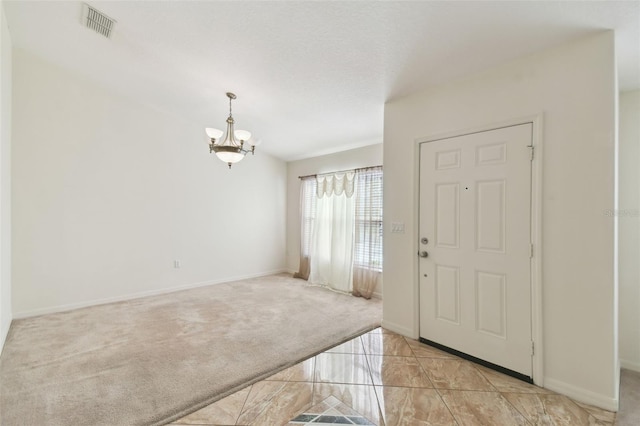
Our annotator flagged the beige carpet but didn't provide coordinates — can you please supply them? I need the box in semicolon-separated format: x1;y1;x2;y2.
0;274;382;425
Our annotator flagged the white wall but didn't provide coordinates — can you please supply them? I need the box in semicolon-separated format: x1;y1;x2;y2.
286;144;383;296
12;49;287;317
0;2;12;353
383;32;617;410
619;89;640;372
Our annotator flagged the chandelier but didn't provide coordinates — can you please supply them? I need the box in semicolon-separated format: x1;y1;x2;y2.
206;92;260;168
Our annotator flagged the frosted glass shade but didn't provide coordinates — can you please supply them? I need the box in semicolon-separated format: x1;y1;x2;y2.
234;130;252;141
248;138;262;146
216;151;245;164
205;128;224;139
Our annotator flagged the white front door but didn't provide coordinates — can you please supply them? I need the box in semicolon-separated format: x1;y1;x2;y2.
419;123;533;377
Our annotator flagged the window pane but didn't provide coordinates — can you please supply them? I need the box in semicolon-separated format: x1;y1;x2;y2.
354;168;383;271
300;179;317;257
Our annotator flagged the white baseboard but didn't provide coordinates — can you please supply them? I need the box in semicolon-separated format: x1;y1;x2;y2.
13;269;289;319
381;319;417;339
544;377;619;412
621;359;640;373
0;316;11;357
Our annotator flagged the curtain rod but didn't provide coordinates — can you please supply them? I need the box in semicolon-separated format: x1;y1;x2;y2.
298;165;382;180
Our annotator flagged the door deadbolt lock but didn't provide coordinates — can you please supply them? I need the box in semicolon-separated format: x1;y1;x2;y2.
421;237;429;245
418;251;428;258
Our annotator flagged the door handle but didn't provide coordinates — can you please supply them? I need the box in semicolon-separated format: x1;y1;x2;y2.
418;251;428;258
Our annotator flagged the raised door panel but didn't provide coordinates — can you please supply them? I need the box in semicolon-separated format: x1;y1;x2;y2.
475;271;507;339
475;180;506;253
435;264;460;325
435;183;460;249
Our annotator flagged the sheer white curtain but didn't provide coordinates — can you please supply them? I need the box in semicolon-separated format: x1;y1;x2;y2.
352;167;383;299
293;177;316;280
308;173;356;293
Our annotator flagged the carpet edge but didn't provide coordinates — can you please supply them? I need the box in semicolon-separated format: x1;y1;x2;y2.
151;322;381;426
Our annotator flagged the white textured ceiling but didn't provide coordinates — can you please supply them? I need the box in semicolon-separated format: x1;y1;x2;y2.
5;1;640;161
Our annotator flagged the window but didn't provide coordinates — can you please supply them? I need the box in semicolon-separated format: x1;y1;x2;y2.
299;178;317;258
295;167;383;297
354;167;383;271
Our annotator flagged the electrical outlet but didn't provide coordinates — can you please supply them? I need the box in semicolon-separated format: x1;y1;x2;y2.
173;260;181;269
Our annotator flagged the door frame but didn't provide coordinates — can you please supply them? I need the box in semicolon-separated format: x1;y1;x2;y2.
413;114;544;386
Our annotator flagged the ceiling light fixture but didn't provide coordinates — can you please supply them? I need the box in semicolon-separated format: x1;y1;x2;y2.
206;92;260;169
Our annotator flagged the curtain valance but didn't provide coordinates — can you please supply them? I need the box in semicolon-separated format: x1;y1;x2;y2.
316;173;355;198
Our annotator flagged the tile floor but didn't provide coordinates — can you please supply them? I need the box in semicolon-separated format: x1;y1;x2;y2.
169;328;616;425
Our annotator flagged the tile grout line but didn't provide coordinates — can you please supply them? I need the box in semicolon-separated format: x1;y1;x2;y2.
433;385;463;425
403;336;437;389
469;363;545;425
233;385;253;425
472;371;541;426
494;391;538;426
467;361;499;392
311;354;317;419
563;393;614;424
239;381;293;425
360;333;386;425
405;335;461;424
409;337;444;391
476;367;617;424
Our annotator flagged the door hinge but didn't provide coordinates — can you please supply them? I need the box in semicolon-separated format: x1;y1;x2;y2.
529;243;534;258
528;145;534;161
531;341;535;356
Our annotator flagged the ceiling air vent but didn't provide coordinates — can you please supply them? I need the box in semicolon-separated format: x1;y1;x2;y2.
82;4;116;39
